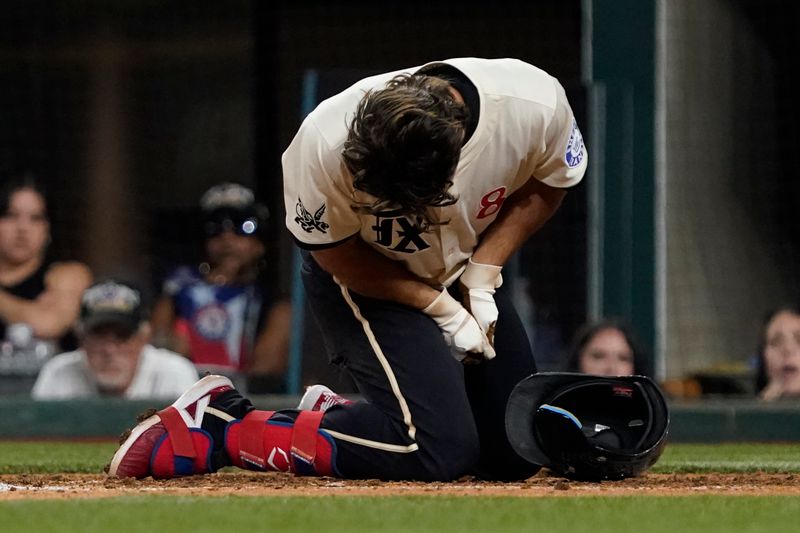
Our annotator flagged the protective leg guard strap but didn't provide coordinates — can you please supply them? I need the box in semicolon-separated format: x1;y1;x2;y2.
225;410;337;477
237;410;274;470
149;407;214;479
157;407;196;458
291;411;325;469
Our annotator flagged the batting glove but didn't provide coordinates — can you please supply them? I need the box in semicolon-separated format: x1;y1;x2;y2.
459;258;503;346
422;289;496;362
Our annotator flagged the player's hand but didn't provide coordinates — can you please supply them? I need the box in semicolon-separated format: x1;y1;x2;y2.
459;258;503;346
422;289;496;362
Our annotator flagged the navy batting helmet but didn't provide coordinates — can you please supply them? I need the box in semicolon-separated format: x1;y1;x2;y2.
505;373;669;481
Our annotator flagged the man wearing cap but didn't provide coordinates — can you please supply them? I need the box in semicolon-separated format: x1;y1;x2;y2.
31;280;198;399
150;182;292;393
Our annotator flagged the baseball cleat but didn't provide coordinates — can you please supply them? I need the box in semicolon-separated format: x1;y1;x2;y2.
106;374;236;479
297;384;354;412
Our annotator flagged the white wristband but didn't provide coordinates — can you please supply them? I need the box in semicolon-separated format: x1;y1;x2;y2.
460;258;503;290
422;289;463;321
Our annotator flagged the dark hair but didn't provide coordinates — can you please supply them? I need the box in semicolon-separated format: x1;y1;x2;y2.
0;174;50;219
564;319;651;377
754;303;800;394
342;73;468;230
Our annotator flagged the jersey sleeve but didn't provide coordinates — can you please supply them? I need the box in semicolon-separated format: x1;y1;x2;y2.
282;115;362;248
531;79;588;188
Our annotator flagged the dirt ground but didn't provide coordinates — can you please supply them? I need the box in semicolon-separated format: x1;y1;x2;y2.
2;471;799;500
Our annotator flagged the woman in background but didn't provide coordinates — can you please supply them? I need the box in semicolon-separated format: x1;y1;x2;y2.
0;175;92;352
755;304;800;401
564;319;651;377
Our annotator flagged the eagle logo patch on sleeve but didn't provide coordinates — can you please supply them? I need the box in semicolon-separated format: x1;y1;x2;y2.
564;119;585;169
295;198;330;234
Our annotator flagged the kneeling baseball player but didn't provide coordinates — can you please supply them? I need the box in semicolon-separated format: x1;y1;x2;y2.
108;57;655;482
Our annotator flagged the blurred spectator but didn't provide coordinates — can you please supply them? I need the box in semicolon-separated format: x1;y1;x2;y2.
32;280;198;399
0;175;91;381
755;303;800;401
150;182;291;393
564;319;651;377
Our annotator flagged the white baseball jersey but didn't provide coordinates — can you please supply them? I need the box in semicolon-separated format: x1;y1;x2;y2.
31;345;199;400
283;57;587;287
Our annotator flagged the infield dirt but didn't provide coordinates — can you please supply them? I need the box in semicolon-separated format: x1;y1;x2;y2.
1;471;798;500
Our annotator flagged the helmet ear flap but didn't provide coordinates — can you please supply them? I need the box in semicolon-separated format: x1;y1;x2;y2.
535;405;585;447
533;405;590;475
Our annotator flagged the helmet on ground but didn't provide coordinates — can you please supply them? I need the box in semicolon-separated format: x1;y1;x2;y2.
505;372;669;481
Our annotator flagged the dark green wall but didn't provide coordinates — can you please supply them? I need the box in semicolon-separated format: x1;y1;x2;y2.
3;397;799;442
591;0;657;358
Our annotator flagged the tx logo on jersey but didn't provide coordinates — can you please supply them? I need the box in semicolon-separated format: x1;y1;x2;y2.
372;214;430;254
295;198;330;234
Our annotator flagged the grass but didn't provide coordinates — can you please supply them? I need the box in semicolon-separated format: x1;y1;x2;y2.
0;441;117;474
655;443;800;473
2;495;800;533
